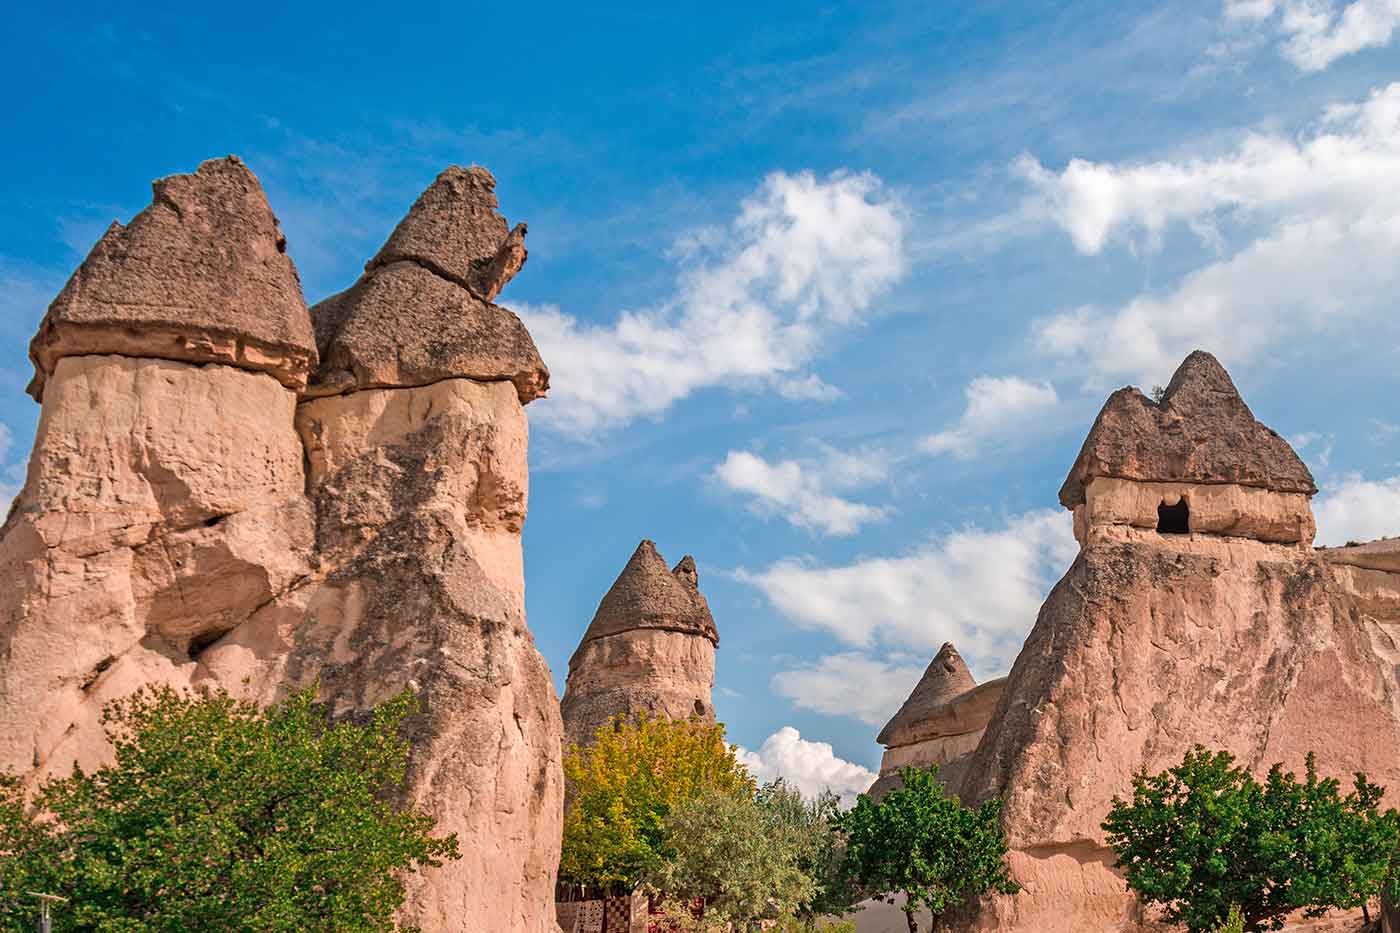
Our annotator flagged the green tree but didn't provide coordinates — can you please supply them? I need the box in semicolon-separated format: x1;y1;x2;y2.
647;780;859;932
1102;746;1400;933
560;712;752;891
0;685;458;932
649;785;813;929
754;782;860;927
840;766;1018;933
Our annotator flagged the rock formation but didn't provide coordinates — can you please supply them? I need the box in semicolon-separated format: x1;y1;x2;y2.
0;157;563;932
869;643;1004;800
560;540;720;749
947;351;1400;932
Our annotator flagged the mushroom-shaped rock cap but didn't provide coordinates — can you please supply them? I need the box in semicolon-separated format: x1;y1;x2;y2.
28;156;316;400
570;540;719;664
367;165;527;302
307;165;548;404
877;643;977;747
1059;350;1316;508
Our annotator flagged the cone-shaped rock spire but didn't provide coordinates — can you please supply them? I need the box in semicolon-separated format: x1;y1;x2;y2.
27;156;316;400
561;540;720;747
877;643;977;747
307;165;548;403
1059;350;1315;508
571;540;719;663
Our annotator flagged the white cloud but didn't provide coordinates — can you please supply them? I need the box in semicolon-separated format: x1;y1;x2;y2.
1226;0;1400;71
713;446;890;537
1314;474;1400;544
1023;83;1400;385
736;726;878;805
513;170;905;435
922;376;1060;458
0;424;22;519
769;654;926;728
739;508;1079;672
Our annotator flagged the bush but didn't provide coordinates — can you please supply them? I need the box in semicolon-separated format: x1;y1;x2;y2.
1102;746;1400;933
0;685;458;932
560;712;752;891
840;766;1018;933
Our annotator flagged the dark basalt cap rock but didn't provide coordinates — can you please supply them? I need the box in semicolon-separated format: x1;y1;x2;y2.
570;540;720;664
28;156;316;400
367;166;528;301
307;165;548;403
877;642;978;747
1059;350;1316;508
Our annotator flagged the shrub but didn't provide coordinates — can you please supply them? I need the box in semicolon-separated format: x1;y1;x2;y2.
1102;746;1400;933
559;712;752;891
840;766;1018;933
0;685;458;932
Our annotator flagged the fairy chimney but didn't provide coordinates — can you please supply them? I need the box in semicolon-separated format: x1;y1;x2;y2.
560;540;720;748
868;643;1005;799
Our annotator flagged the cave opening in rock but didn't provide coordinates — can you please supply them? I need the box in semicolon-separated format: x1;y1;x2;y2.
1157;498;1190;534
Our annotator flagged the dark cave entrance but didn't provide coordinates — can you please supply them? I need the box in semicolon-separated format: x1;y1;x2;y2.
1157;498;1190;534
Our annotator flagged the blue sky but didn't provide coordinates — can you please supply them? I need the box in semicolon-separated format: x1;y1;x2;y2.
4;0;1400;798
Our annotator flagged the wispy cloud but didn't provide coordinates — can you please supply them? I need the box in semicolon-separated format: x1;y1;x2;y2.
739;508;1078;673
923;376;1061;459
1314;473;1400;544
1224;0;1400;71
770;653;926;728
713;446;890;537
1021;82;1400;385
736;726;877;805
512;170;906;436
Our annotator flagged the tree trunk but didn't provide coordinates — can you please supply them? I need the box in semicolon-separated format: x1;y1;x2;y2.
905;908;920;933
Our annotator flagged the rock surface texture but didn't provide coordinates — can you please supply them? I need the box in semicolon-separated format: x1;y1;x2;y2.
560;541;720;749
868;643;1004;800
943;351;1400;933
0;158;564;932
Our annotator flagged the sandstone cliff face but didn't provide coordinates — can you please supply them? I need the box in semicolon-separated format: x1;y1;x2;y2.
560;541;719;749
948;352;1400;933
0;157;563;932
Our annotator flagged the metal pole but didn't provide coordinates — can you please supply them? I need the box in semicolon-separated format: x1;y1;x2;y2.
26;892;66;933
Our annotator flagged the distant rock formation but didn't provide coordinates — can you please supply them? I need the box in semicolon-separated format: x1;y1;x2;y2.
0;157;563;932
560;540;720;749
948;351;1400;932
868;643;1004;800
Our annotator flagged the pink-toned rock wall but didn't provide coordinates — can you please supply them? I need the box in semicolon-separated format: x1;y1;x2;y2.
0;158;565;932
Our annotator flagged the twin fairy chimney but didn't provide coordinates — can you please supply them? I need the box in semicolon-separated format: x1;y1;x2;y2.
877;350;1400;933
561;540;720;749
1;157;563;933
869;643;1005;800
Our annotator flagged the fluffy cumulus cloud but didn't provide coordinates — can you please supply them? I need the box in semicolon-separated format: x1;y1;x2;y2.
740;508;1079;674
1020;83;1400;385
713;446;890;537
1224;0;1400;71
514;171;905;436
735;726;878;805
1314;474;1400;545
922;376;1061;458
769;653;926;728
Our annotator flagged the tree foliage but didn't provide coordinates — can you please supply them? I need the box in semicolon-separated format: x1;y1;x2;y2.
649;785;814;928
646;780;858;931
840;766;1018;933
560;712;752;890
1102;746;1400;933
0;685;458;932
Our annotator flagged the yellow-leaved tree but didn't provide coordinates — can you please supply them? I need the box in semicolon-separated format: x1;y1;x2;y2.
559;712;752;893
